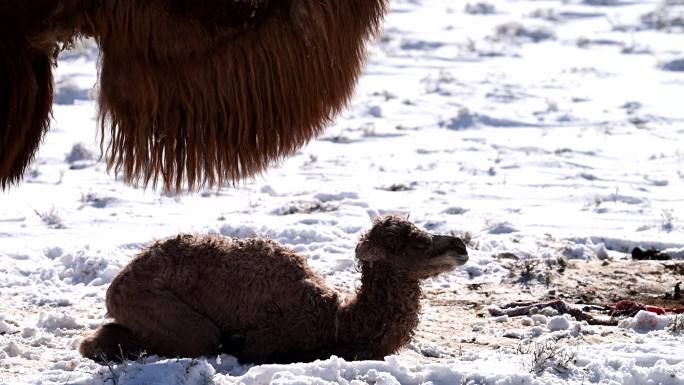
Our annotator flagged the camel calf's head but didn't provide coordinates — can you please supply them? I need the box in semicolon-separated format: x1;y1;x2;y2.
355;216;469;279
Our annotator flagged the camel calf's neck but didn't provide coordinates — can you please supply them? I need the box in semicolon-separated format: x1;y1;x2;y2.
337;262;422;360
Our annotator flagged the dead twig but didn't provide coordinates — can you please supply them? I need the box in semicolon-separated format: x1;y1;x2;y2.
489;299;617;326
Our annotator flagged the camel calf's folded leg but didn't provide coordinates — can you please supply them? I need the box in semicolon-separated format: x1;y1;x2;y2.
79;323;145;362
82;290;222;361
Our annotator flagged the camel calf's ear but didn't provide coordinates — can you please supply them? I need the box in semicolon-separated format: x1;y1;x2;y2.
355;238;390;262
355;216;401;262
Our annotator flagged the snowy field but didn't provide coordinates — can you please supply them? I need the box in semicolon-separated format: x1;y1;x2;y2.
2;0;684;384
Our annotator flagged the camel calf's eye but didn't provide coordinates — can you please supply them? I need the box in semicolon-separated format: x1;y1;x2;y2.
412;237;431;250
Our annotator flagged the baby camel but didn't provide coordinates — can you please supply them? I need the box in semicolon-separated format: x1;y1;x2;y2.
79;216;468;364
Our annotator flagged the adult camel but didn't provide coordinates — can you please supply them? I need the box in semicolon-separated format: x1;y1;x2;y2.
1;0;389;192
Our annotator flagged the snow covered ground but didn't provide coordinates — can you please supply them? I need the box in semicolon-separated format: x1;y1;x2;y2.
2;0;684;384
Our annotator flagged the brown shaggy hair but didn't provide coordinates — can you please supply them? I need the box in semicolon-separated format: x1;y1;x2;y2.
0;2;60;189
79;216;469;364
1;0;389;192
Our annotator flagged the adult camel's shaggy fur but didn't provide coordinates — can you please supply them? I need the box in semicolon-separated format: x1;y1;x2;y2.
1;1;389;192
79;216;469;363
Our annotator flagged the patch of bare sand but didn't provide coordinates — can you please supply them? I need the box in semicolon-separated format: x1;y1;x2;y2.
404;259;683;364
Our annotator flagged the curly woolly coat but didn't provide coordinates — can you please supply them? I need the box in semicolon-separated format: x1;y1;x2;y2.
1;0;388;192
79;216;468;363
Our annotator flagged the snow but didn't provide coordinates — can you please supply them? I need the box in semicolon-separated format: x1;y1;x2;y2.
56;351;683;385
2;0;684;383
36;312;83;332
0;316;18;336
530;311;545;322
619;310;675;332
546;315;571;331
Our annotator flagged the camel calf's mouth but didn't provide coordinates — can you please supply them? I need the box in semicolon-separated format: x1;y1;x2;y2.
425;252;469;273
432;251;469;267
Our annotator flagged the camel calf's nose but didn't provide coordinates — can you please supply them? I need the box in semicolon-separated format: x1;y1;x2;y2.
430;235;469;262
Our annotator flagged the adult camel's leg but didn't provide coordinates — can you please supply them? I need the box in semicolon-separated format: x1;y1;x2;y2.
0;2;56;188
